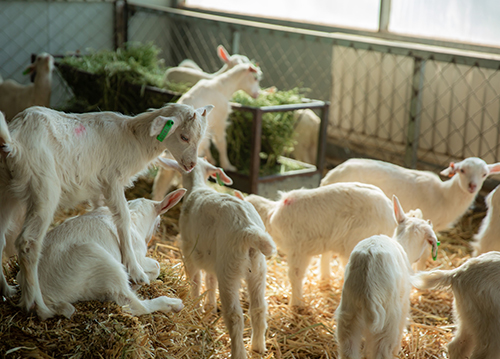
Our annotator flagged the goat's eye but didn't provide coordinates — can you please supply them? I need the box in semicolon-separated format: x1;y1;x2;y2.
483;173;487;177
460;169;465;174
180;134;189;143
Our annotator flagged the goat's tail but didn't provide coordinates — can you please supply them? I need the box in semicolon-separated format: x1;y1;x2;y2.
245;229;277;257
0;112;13;154
411;269;454;290
367;297;387;333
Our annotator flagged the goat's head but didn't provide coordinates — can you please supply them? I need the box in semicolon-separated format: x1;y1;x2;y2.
393;195;438;264
233;63;262;99
217;45;252;69
157;156;232;185
150;103;212;172
128;188;186;245
440;157;500;194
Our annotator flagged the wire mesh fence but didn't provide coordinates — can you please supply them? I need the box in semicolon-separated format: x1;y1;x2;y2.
2;0;500;172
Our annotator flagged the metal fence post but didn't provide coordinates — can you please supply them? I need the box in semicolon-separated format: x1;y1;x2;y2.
114;0;128;50
404;57;426;168
232;30;241;54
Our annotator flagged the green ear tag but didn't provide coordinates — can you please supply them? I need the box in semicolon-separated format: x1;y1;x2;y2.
432;241;441;261
216;172;225;186
156;119;174;142
22;68;30;75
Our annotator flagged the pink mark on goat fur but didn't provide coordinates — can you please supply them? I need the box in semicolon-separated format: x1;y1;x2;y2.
283;197;294;206
74;124;86;137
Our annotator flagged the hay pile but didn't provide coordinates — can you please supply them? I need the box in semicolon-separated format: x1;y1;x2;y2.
0;175;485;358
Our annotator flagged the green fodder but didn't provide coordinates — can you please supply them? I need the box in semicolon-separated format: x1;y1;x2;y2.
58;42;180;114
227;88;307;175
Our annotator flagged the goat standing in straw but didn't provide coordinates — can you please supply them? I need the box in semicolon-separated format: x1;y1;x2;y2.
0;104;211;319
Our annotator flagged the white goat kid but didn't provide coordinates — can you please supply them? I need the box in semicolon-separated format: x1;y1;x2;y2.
0;103;212;319
335;196;438;359
471;185;500;256
245;182;398;307
36;189;186;319
412;251;500;359
320;157;500;269
165;45;252;87
0;53;54;121
152;63;262;200
158;157;276;359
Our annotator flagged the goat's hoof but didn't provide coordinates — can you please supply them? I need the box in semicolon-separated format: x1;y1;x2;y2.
1;284;18;299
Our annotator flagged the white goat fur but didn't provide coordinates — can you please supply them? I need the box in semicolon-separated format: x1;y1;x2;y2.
152;62;262;200
291;109;320;164
336;196;438;359
245;182;398;307
0;53;54;121
412;251;500;359
35;189;186;319
320;157;500;269
165;45;251;87
471;185;500;256
0;104;211;319
158;157;276;359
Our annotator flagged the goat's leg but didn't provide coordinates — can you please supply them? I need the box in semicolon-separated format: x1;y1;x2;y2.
212;129;236;171
205;272;218;313
15;184;60;319
246;250;268;354
103;184;148;285
151;167;179;201
0;194;23;298
336;306;363;359
320;251;333;282
218;276;246;359
287;253;312;307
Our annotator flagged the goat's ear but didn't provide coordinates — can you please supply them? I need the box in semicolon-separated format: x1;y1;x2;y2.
234;190;245;200
22;62;36;76
157;156;183;173
487;163;500;175
217;45;231;63
195;104;214;118
440;162;457;178
249;65;258;73
157;188;186;215
150;116;179;138
210;168;233;185
393;195;406;224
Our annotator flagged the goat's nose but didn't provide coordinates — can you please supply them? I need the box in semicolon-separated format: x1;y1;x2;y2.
186;161;195;172
469;183;477;192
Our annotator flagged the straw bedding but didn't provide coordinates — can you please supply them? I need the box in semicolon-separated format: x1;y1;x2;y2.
0;175;486;358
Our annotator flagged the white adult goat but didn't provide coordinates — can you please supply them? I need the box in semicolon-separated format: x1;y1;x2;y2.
412;251;500;359
0;53;54;121
471;185;500;256
152;63;262;200
336;196;438;359
245;182;399;307
165;45;252;87
320;157;500;269
34;189;186;319
0;103;211;319
158;156;276;359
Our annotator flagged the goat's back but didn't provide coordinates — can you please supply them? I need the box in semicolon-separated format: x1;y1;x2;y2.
179;188;271;272
339;235;411;333
268;183;396;259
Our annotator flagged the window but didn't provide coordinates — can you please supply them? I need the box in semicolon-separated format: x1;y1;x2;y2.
184;0;381;31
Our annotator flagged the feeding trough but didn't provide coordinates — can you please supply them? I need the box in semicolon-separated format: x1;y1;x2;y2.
226;100;329;199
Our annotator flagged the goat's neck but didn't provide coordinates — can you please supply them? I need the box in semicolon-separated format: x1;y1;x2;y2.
181;170;207;194
33;71;52;105
124;112;167;161
441;175;475;206
212;63;229;77
216;70;247;99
